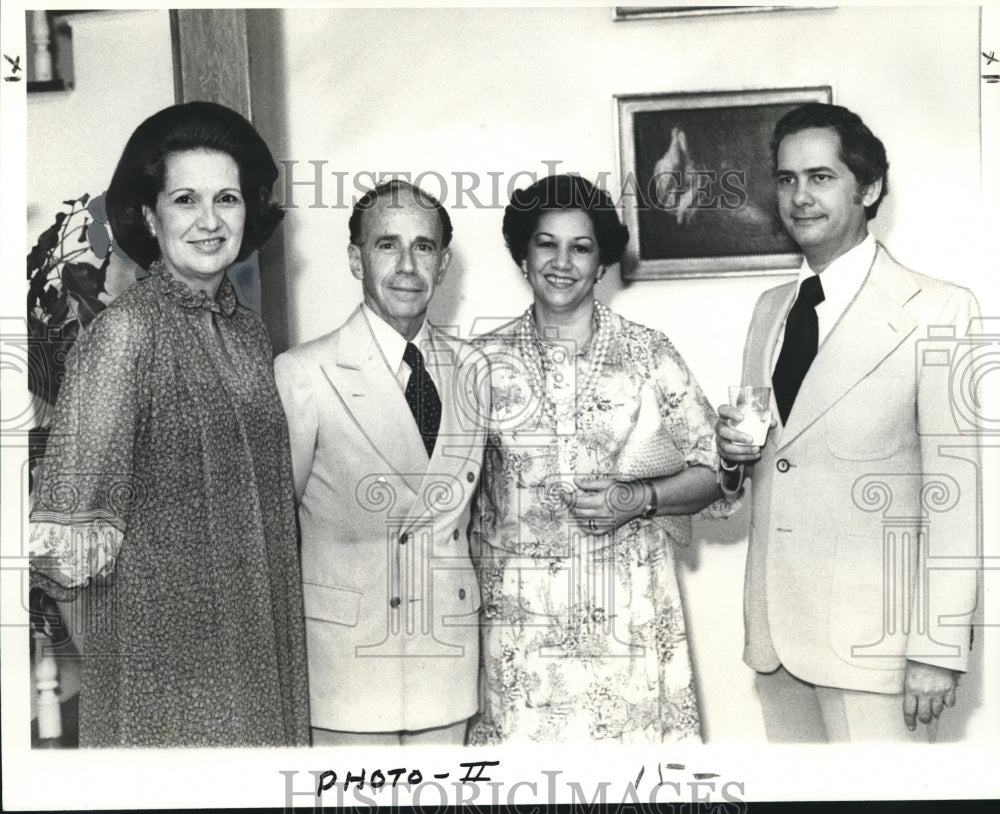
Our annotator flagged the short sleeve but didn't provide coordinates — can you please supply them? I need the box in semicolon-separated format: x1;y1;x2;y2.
647;331;719;471
29;305;149;597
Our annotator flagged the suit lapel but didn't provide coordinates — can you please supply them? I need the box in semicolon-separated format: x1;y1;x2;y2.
320;307;428;495
778;247;919;449
404;327;481;528
746;281;796;391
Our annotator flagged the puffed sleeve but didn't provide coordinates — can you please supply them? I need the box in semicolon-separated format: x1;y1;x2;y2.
29;305;149;599
647;329;737;520
648;331;719;471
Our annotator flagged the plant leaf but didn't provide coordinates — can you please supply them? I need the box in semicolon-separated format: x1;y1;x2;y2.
41;284;61;311
87;222;111;258
86;193;107;223
61;261;107;300
49;288;71;325
75;294;107;329
79;193;90;206
29;222;62;262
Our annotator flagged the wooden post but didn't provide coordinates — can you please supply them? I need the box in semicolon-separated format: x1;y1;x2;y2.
33;629;62;741
170;8;290;354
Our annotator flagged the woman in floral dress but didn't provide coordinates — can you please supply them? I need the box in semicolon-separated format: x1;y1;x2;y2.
469;175;725;745
29;103;310;747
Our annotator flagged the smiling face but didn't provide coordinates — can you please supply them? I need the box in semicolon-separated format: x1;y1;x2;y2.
348;190;451;340
775;127;882;271
142;149;245;293
523;209;604;317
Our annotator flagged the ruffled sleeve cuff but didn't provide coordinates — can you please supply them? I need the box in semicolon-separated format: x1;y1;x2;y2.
29;515;124;591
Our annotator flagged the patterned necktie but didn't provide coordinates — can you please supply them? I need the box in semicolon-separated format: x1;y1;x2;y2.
403;341;441;458
772;274;825;424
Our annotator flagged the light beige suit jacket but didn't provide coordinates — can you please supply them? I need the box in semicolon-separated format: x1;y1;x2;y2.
738;245;980;694
274;306;489;732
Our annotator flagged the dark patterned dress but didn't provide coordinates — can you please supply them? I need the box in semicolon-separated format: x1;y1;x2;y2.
29;264;310;747
469;307;720;745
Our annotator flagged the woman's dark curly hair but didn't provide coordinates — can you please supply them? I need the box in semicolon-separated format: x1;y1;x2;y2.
503;174;629;267
106;101;284;269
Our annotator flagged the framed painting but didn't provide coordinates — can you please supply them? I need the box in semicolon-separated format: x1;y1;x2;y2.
613;7;795;21
614;86;832;279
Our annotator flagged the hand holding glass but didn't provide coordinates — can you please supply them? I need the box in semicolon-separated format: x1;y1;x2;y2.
728;386;772;446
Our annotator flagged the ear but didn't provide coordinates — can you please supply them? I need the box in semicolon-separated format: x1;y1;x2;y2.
142;205;157;238
435;247;452;283
859;177;883;209
597;265;606;282
348;243;364;281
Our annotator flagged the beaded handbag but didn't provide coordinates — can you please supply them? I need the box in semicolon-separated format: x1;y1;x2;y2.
615;384;693;549
616;384;687;480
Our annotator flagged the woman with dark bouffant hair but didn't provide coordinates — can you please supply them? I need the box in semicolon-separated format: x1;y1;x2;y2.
470;174;724;745
28;102;310;747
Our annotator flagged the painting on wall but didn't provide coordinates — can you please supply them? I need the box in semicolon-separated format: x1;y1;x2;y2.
614;86;832;280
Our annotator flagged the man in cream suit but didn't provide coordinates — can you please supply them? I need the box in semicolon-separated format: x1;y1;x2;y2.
716;103;980;742
275;180;487;745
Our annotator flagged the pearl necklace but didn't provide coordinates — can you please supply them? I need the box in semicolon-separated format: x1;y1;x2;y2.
518;300;612;435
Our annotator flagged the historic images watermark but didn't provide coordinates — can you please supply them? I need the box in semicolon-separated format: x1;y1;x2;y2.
276;159;750;215
280;761;748;812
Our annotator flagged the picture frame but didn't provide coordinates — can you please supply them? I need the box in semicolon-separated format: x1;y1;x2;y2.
612;7;796;21
614;86;832;279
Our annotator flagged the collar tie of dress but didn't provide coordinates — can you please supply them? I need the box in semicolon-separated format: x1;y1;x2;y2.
149;261;238;317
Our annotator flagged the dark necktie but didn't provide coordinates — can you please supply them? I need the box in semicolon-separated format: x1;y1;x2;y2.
772;274;825;424
403;341;441;458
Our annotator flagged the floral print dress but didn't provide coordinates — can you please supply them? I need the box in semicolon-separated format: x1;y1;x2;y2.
468;306;719;745
29;264;310;747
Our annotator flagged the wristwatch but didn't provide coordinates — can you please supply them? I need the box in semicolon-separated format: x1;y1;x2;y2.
639;479;658;519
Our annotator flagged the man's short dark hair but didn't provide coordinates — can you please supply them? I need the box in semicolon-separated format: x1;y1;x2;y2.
771;102;889;220
106;101;284;269
349;180;453;248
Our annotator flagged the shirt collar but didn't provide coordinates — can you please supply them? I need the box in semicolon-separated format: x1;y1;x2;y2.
797;232;876;305
361;303;432;368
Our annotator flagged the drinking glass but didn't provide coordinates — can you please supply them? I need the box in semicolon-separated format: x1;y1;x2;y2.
728;386;772;446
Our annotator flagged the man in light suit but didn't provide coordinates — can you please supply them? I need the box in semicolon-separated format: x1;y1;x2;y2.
274;180;487;746
716;103;981;742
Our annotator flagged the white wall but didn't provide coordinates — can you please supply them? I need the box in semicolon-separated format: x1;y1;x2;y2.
274;5;990;742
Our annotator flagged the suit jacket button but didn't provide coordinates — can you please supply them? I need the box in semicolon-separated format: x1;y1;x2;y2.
459;588;466;600
776;458;790;473
466;471;475;483
399;532;408;545
452;528;459;540
389;597;401;609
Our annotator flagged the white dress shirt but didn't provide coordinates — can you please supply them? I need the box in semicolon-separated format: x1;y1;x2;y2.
361;303;437;391
770;233;877;373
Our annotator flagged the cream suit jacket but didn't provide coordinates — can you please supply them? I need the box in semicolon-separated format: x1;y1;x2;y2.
274;306;489;732
739;246;980;694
